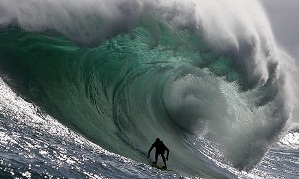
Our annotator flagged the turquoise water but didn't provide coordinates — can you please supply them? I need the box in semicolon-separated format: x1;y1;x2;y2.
0;0;298;178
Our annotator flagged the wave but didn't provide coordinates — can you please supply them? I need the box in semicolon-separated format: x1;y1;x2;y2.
0;0;296;177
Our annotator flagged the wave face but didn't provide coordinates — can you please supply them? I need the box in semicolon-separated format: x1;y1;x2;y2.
0;0;296;177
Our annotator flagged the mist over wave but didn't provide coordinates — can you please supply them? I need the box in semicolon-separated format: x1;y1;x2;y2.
0;0;297;177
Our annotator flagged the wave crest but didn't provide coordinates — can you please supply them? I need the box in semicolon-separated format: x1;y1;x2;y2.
0;0;296;175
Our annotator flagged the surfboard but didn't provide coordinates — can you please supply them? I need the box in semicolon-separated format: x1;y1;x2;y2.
152;162;174;171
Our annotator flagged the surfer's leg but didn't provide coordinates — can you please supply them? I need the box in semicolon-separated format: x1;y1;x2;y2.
154;152;158;164
161;154;167;168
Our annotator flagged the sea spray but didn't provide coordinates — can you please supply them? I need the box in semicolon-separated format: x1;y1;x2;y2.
0;0;296;176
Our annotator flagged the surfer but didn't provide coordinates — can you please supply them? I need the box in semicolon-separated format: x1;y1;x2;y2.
147;138;169;169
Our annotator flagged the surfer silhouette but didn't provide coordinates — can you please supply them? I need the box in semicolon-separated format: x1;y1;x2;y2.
147;138;169;169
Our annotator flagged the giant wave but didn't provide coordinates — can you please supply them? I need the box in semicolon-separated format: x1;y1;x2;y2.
0;0;296;177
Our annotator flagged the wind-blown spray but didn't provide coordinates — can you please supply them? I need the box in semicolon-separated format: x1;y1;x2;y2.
0;0;296;176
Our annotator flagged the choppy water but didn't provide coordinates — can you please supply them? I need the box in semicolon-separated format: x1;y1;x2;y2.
0;0;298;178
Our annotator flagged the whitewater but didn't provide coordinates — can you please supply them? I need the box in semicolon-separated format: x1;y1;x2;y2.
0;0;298;178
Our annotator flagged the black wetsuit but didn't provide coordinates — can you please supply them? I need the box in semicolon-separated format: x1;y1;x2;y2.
148;140;169;168
151;140;168;154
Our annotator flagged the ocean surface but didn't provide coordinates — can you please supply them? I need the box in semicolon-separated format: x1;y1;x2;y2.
0;0;298;178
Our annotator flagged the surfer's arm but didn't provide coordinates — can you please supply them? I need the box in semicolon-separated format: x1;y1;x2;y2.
147;144;154;158
165;147;169;160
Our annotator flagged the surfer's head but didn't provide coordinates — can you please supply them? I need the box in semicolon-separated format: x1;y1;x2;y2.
156;138;160;142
